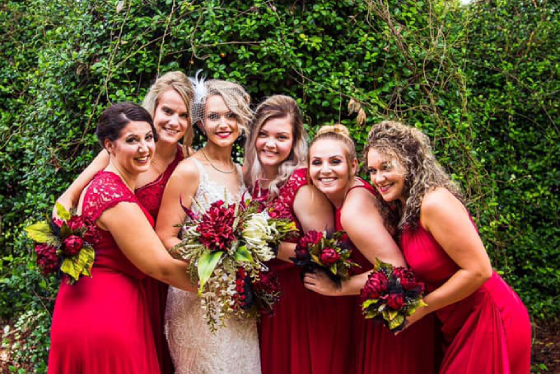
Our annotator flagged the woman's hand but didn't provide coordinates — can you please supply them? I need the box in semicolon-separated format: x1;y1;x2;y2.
303;269;340;296
396;302;430;335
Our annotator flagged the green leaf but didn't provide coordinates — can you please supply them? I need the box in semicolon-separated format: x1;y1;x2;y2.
60;245;95;282
56;202;71;221
25;221;54;243
197;250;223;295
233;245;253;262
388;314;405;331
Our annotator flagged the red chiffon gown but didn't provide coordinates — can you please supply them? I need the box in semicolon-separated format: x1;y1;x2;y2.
401;220;532;373
135;146;183;374
254;168;355;374
48;171;160;374
339;179;437;374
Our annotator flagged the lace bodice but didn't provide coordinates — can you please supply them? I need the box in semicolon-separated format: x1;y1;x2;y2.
82;171;153;279
165;158;261;374
252;168;308;237
190;158;245;213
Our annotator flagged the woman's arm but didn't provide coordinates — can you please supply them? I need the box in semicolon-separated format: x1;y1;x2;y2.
155;159;200;250
275;185;334;262
99;202;196;292
54;150;109;215
304;187;404;296
405;188;493;327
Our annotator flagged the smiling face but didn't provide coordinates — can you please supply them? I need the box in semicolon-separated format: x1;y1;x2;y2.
201;94;240;148
105;120;155;175
152;88;189;145
367;148;407;203
255;116;294;171
309;138;357;199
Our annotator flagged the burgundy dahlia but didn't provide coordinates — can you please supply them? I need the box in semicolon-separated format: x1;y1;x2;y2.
319;247;341;266
197;200;237;252
35;243;59;275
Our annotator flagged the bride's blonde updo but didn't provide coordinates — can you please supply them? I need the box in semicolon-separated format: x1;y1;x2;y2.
308;123;357;179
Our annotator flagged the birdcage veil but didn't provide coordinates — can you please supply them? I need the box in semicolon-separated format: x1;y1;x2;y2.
189;72;252;135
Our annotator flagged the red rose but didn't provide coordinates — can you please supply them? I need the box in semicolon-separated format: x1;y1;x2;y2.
63;235;83;256
393;267;424;292
361;271;388;299
35;243;59;275
295;231;323;260
319;247;341;266
386;292;405;310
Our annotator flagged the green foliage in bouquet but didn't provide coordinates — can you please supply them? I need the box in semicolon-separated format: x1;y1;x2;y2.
172;198;297;331
24;203;95;284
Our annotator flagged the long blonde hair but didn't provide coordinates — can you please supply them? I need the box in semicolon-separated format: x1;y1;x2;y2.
366;120;463;230
142;71;194;155
244;95;308;198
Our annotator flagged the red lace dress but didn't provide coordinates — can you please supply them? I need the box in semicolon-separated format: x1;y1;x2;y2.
401;220;532;373
254;168;354;374
338;179;437;374
48;171;160;374
135;146;183;374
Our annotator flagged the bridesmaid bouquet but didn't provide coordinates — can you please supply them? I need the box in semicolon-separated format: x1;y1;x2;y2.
361;259;427;332
172;198;297;331
24;203;96;284
290;230;359;282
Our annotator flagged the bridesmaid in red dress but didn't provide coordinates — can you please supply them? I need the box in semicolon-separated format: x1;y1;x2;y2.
303;124;436;374
55;72;193;374
48;103;195;374
243;95;353;374
365;120;531;373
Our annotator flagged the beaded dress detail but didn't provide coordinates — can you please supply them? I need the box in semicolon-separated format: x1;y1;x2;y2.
165;158;261;374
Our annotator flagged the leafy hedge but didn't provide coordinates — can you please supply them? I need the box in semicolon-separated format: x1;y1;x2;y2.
1;0;558;372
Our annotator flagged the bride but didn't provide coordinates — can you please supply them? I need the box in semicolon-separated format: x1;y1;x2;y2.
156;77;260;373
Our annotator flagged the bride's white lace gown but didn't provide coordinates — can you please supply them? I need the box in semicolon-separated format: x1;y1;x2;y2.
165;158;261;374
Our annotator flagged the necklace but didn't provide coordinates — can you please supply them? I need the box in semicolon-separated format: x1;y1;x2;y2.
201;148;236;174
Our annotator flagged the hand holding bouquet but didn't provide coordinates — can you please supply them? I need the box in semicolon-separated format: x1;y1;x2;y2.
172;198;297;331
25;203;96;284
361;259;427;332
290;230;359;282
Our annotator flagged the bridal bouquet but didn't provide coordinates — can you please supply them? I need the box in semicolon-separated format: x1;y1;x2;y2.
290;230;359;282
172;198;297;331
361;259;427;332
24;203;96;284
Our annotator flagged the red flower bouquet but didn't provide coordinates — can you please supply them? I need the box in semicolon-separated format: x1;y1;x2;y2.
234;268;281;317
291;230;359;282
361;259;427;331
25;203;96;284
173;198;297;331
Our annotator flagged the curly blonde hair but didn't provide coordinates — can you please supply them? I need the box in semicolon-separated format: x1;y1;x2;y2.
142;71;194;155
244;95;308;199
366;121;463;230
